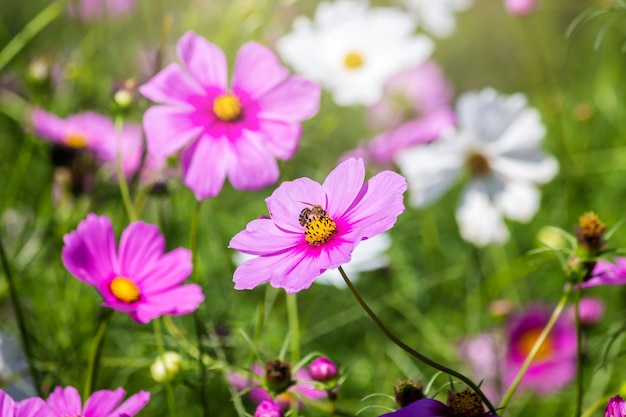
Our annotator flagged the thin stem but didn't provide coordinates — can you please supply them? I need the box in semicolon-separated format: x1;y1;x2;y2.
574;273;584;417
286;293;300;363
83;308;113;400
114;116;138;222
338;267;496;415
153;318;177;417
0;0;67;71
498;284;572;412
0;235;41;395
189;200;209;417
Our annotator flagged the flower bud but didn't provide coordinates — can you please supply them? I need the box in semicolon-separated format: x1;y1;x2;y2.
309;357;338;382
150;351;182;383
504;0;537;16
393;378;424;408
265;359;292;394
254;400;283;417
605;395;626;417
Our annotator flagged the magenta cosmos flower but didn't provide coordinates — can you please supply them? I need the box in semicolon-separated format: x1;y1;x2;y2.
0;389;54;417
229;158;407;293
139;31;321;200
46;386;149;417
62;214;204;323
581;257;626;288
606;395;626;417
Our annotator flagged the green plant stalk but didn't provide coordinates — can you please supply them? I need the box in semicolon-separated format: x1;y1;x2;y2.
338;266;497;415
286;293;300;363
114;116;138;222
153;318;177;417
83;308;113;400
0;0;67;71
574;272;584;417
189;200;209;417
0;235;41;396
499;284;572;412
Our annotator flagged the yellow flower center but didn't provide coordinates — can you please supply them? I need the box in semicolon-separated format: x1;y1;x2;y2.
64;132;88;148
517;328;554;362
213;93;242;122
466;151;490;176
447;390;484;417
110;276;140;303
300;205;337;246
344;52;364;70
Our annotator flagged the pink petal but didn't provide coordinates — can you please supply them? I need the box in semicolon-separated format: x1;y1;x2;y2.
62;214;118;287
1;390;16;416
265;177;327;233
142;106;204;159
31;108;65;144
255;75;321;121
16;398;55;417
232;42;289;100
106;391;150;417
133;285;204;323
233;248;307;291
229;218;303;256
322;158;365;218
46;386;82;416
177;31;228;91
181;135;232;200
135;248;192;291
268;248;322;294
227;130;280;191
342;171;407;239
83;388;125;417
138;63;205;105
118;221;165;279
256;117;301;159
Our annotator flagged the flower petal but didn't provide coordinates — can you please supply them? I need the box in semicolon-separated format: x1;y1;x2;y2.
256;117;301;159
181;135;233;200
1;390;16;416
16;397;55;417
177;31;227;91
138;63;206;106
31;108;65;144
227;130;280;191
494;179;540;222
46;386;83;416
118;222;165;279
456;181;509;246
322;158;366;218
265;177;327;233
62;214;118;287
106;390;150;417
142;106;204;159
133;284;204;323
379;398;449;417
490;153;558;185
135;248;192;291
229;218;302;256
255;75;321;121
232;42;289;100
83;388;125;417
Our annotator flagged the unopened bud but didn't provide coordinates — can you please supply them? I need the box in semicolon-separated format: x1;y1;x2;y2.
150;352;182;383
265;359;292;393
393;378;424;408
254;400;283;417
309;357;338;382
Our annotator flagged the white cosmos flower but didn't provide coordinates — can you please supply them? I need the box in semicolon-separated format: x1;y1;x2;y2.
233;233;391;288
276;0;434;106
405;0;473;38
395;88;558;247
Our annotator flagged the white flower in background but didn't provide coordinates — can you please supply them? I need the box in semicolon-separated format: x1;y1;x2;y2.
233;233;391;288
395;88;558;246
276;0;434;106
405;0;473;38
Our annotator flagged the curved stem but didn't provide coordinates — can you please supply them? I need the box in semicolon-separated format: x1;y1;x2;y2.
83;308;113;400
153;318;177;417
498;284;572;412
114;116;137;222
338;267;496;415
0;235;41;396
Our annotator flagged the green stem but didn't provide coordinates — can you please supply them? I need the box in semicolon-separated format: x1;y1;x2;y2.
114;116;138;222
0;234;41;396
189;200;208;417
153;318;177;417
338;266;496;415
498;284;572;412
286;293;300;363
83;308;113;400
574;273;584;417
0;0;67;71
250;286;267;364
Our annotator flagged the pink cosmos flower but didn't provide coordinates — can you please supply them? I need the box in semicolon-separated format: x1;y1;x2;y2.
139;31;321;200
504;0;537;16
0;389;54;417
67;0;137;20
565;297;604;326
254;400;283;417
582;257;626;288
229;158;407;293
606;395;626;417
46;386;149;417
62;214;204;324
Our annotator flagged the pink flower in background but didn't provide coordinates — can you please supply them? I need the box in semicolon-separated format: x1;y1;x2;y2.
139;31;321;200
254;400;283;417
606;395;626;417
229;158;406;293
504;0;537;16
582;257;626;288
367;61;454;132
0;389;54;417
31;109;112;153
67;0;137;20
46;386;149;417
62;214;204;323
565;297;604;326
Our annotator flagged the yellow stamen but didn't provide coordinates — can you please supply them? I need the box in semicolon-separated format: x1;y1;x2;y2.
466;152;490;176
344;52;364;70
304;215;337;246
517;328;553;361
110;276;140;303
64;132;88;148
213;93;242;122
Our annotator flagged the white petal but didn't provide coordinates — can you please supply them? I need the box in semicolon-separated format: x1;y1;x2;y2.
484;108;546;155
456;181;509;246
490;153;559;184
494;179;540;222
